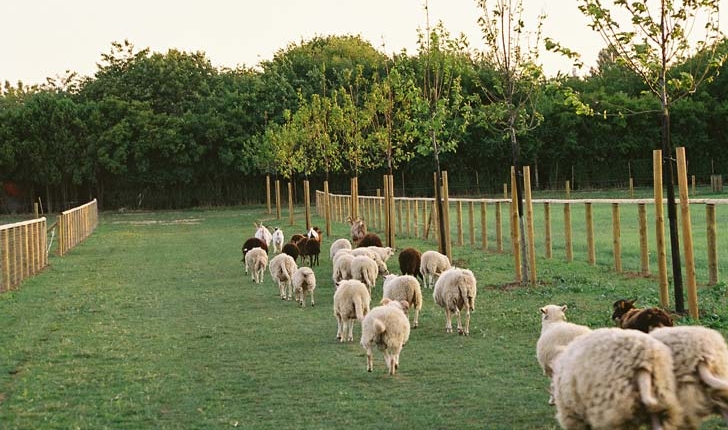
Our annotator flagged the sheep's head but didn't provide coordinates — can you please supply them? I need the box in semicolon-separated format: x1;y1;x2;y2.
611;299;637;322
540;304;568;324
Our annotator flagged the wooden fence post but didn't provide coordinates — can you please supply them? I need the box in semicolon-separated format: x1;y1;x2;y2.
304;180;311;229
612;203;622;273
287;182;294;226
677;147;698;320
524;166;537;286
266;175;272;214
510;167;522;282
480;201;487;251
544;202;552;259
414;200;420;239
457;201;463;247
586;202;595;265
564;203;573;262
275;180;281;220
495;202;503;253
638;203;650;276
324;182;331;236
707;203;718;285
653;150;669;308
468;201;475;247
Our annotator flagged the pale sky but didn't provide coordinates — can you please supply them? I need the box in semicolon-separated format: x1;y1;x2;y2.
2;0;725;86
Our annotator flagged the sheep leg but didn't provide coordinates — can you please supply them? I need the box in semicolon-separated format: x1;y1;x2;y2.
461;309;470;336
455;309;464;335
365;348;373;372
299;291;305;307
336;317;343;341
413;309;419;329
310;291;315;307
278;281;286;299
444;309;453;333
286;281;292;300
346;319;354;342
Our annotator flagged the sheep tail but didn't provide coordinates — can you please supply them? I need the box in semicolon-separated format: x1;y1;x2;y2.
636;368;660;412
698;361;728;393
354;298;366;321
457;275;473;310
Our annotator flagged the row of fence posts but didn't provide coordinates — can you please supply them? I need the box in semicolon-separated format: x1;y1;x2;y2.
0;199;99;292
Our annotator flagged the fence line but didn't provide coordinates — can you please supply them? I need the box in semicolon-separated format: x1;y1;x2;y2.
0;217;48;292
58;199;99;256
315;190;727;286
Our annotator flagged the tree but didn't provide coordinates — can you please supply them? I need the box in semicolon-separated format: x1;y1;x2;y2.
576;0;725;313
475;0;547;283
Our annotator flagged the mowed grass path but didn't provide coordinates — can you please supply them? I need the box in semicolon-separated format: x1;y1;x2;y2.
1;206;727;429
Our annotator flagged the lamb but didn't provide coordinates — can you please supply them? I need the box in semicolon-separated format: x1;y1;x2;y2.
551;327;681;430
650;325;728;428
268;253;298;300
535;304;592;405
357;233;383;248
333;279;371;342
332;252;354;284
254;222;273;248
329;238;352;260
382;274;423;328
432;267;477;335
244;247;268;284
360;298;411;375
292;266;316;307
612;298;674;333
367;246;395;262
241;237;268;258
398;247;423;282
271;227;285;254
350;255;380;294
347;216;367;244
420;250;451;289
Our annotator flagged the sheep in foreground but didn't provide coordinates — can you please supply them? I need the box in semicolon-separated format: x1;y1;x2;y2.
360;298;411;375
433;268;477;335
650;325;728;428
612;298;674;333
536;304;592;404
271;227;285;254
552;327;681;430
420;250;451;289
241;237;268;258
292;267;316;307
332;252;354;284
382;274;423;328
269;253;298;300
329;238;352;260
254;222;273;248
333;279;371;342
244;247;268;284
350;255;380;294
398;247;423;282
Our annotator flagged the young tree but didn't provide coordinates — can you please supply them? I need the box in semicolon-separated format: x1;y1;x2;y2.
475;0;547;283
576;0;725;313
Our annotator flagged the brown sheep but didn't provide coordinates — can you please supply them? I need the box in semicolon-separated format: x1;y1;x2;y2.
398;247;423;283
282;243;299;261
241;237;268;259
357;233;383;248
611;299;674;333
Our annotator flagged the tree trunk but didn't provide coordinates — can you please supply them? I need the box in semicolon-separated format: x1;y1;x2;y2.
662;104;684;313
510;124;530;284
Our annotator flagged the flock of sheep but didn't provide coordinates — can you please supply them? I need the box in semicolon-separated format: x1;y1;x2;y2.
538;301;728;429
242;217;728;428
241;217;476;376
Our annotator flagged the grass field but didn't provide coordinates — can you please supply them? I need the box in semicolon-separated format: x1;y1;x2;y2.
1;204;728;429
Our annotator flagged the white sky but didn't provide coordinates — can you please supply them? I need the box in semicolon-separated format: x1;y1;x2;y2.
2;0;725;86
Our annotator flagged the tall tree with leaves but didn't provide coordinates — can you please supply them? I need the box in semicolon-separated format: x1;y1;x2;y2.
576;0;725;313
475;0;547;283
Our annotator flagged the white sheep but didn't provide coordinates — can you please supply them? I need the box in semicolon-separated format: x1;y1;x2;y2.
333;279;371;342
271;227;285;254
535;304;592;405
332;252;354;284
552;327;681;430
292;266;316;307
254;222;273;248
420;250;451;289
360;298;411;375
329;238;352;260
432;268;477;335
382;274;423;328
244;247;268;284
350;255;379;294
350;248;388;277
650;325;728;428
367;246;395;262
268;253;297;300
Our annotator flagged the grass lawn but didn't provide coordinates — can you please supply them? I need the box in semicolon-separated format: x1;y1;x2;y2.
1;204;728;429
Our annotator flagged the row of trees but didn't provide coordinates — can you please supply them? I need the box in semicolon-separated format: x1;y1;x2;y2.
0;5;726;213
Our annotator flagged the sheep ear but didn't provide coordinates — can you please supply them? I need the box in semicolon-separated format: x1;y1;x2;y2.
561;305;568;312
629;299;637;306
380;298;391;305
540;307;547;315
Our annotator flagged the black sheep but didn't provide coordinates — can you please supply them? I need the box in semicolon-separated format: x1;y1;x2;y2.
242;237;268;260
357;233;383;248
398;247;423;282
611;299;674;333
282;243;299;261
304;238;321;266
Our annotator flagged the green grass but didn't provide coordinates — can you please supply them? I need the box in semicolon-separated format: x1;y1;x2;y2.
1;205;728;429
